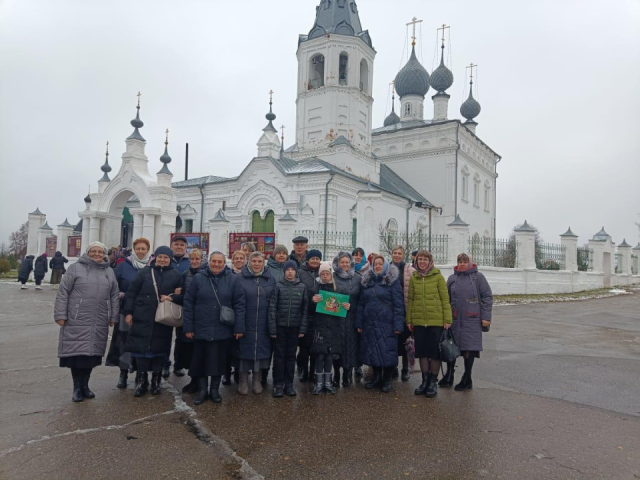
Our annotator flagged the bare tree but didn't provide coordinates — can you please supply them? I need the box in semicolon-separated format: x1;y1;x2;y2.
9;222;29;257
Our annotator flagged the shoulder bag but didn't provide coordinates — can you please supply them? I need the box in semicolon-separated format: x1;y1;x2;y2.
151;269;183;328
439;328;461;362
209;278;236;327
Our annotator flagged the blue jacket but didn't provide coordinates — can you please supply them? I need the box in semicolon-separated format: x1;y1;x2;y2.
235;265;276;361
183;266;245;342
172;255;191;274
114;257;147;313
356;264;405;368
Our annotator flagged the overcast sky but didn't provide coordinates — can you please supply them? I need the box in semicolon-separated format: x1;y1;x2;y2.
1;0;639;248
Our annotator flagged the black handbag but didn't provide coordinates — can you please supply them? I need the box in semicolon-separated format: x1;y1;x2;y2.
209;278;236;327
439;329;461;362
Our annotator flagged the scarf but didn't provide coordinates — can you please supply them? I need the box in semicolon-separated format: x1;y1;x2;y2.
415;257;435;277
373;259;390;280
354;255;368;272
130;252;151;270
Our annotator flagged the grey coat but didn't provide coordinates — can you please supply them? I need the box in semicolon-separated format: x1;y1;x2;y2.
447;265;493;352
54;255;120;358
332;254;361;370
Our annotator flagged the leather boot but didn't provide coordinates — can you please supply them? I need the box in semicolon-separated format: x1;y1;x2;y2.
82;371;95;399
150;372;162;395
182;377;199;394
253;371;263;394
273;383;284;398
134;372;148;397
194;377;208;405
342;368;352;386
117;369;128;389
401;369;411;382
381;368;392;393
284;384;297;397
238;372;249;395
414;373;429;395
261;369;269;388
439;362;455;387
209;376;222;403
365;368;382;390
425;373;438;398
391;367;399;379
455;372;473;391
312;372;324;395
162;365;170;379
299;365;309;383
333;369;341;387
324;373;337;395
71;370;83;402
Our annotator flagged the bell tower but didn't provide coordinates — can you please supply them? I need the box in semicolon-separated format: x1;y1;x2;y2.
295;0;375;155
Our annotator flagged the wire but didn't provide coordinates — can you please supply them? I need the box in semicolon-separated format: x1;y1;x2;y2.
431;28;438;72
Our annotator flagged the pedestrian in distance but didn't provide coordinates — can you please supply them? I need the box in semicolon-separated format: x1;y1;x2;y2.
49;251;68;289
109;237;152;389
33;253;48;290
446;253;493;391
406;250;452;398
124;246;184;397
356;255;405;393
54;241;119;402
268;259;309;397
183;250;246;405
179;248;204;395
296;249;322;383
391;245;415;382
18;255;35;289
235;251;276;395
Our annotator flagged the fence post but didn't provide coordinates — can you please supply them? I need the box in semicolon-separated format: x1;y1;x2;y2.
446;214;469;265
617;239;632;275
560;227;578;271
276;210;297;247
209;209;229;255
514;220;537;269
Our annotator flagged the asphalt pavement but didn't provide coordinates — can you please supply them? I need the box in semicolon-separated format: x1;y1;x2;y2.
1;283;639;479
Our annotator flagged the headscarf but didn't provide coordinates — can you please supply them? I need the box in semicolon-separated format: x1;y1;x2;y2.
372;256;390;280
86;241;107;255
352;247;367;272
333;251;355;279
130;249;151;270
415;251;435;277
248;251;266;276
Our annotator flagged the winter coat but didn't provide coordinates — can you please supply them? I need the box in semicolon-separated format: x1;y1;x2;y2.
289;251;307;268
172;255;191;274
266;257;285;284
123;261;184;355
18;255;34;282
114;257;147;313
183;266;245;342
311;283;344;355
297;263;319;348
394;262;415;308
356;264;406;368
332;255;362;370
34;255;48;278
268;277;309;335
406;268;453;328
49;252;68;271
447;265;493;352
235;266;276;361
54;255;120;358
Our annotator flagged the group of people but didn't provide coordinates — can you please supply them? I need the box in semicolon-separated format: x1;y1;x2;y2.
53;234;493;404
18;251;68;290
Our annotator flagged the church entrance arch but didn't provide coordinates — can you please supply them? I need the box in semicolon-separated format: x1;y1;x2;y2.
104;189;139;249
252;210;274;233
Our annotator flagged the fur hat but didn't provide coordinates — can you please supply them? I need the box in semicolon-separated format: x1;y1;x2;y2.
306;249;322;261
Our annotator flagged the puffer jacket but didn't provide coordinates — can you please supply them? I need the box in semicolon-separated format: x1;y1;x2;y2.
235;266;276;361
123;261;184;355
311;282;344;355
356;264;405;368
114;257;147;313
332;254;361;370
268;277;309;335
49;251;68;271
54;255;120;357
172;255;191;274
183;266;245;342
406;268;453;327
266;257;285;284
18;255;34;282
34;255;48;278
297;263;319;348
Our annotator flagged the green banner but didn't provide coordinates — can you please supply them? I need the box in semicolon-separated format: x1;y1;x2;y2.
315;290;350;318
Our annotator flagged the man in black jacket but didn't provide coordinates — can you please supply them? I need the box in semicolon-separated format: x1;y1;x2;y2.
268;260;309;397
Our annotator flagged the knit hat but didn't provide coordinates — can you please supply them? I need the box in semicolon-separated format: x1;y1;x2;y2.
306;249;322;261
273;244;288;256
154;245;173;258
283;259;298;272
86;241;107;254
318;261;332;274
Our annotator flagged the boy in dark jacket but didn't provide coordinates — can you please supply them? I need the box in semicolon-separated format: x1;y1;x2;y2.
268;260;309;397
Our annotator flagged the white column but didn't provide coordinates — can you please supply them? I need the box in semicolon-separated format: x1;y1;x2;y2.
514;221;537;270
446;215;470;265
133;214;144;241
588;240;605;273
37;228;49;256
57;226;73;257
277;211;298;247
89;216;101;243
432;92;450;121
81;216;90;253
143;214;156;249
617;242;632;275
560;228;579;271
27;212;46;256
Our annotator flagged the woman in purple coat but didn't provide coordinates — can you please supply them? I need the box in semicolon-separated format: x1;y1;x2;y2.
446;253;493;391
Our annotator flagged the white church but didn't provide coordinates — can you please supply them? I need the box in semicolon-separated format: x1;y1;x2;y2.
28;0;502;260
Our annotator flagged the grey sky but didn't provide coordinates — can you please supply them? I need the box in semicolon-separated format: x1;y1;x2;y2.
1;0;639;248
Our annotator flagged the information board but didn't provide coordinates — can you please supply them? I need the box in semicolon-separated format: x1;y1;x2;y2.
228;233;276;258
67;236;82;257
46;237;57;258
170;233;209;259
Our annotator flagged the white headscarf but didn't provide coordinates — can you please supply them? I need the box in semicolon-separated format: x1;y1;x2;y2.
130;251;151;270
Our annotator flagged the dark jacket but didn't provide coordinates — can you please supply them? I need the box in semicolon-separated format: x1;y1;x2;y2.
356;264;406;368
289;251;307;268
49;252;68;271
114;257;147;313
266;257;285;284
18;255;34;282
332;255;362;370
235;265;276;361
123;261;184;355
172;255;191;274
447;265;493;352
183;266;245;342
268;277;309;335
34;255;48;278
311;282;343;355
297;263;319;348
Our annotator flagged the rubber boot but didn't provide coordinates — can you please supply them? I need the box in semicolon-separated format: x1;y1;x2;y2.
439;362;455;387
194;377;208;405
312;372;324;395
365;368;382;390
425;373;438;398
117;369;128;389
209;376;222;403
81;370;95;399
414;373;429;395
134;372;148;397
455;372;473;391
238;372;249;395
324;373;337;395
253;371;263;394
150;372;162;395
71;370;83;402
381;368;392;393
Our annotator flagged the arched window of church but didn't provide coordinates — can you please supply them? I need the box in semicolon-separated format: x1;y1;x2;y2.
309;54;325;89
360;59;369;93
339;53;348;86
252;210;263;233
264;210;275;233
462;174;469;202
405;103;412;117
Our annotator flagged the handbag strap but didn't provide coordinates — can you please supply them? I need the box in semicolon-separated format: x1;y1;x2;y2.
150;269;160;303
208;278;223;308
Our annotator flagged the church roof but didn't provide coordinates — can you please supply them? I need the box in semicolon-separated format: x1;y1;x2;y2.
379;164;430;205
172;175;236;188
395;46;430;98
302;0;373;49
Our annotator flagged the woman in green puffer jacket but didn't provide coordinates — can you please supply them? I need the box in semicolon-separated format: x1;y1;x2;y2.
406;250;452;399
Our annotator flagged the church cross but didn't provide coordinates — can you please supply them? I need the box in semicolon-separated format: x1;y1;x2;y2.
105;141;109;156
136;91;141;107
466;63;477;82
269;90;274;103
280;124;285;142
165;128;169;144
389;80;395;96
438;23;450;47
406;17;423;46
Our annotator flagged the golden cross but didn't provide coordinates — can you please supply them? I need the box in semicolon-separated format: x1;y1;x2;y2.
165;128;169;144
136;91;141;107
269;90;274;103
437;23;450;47
466;63;477;81
406;17;423;45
